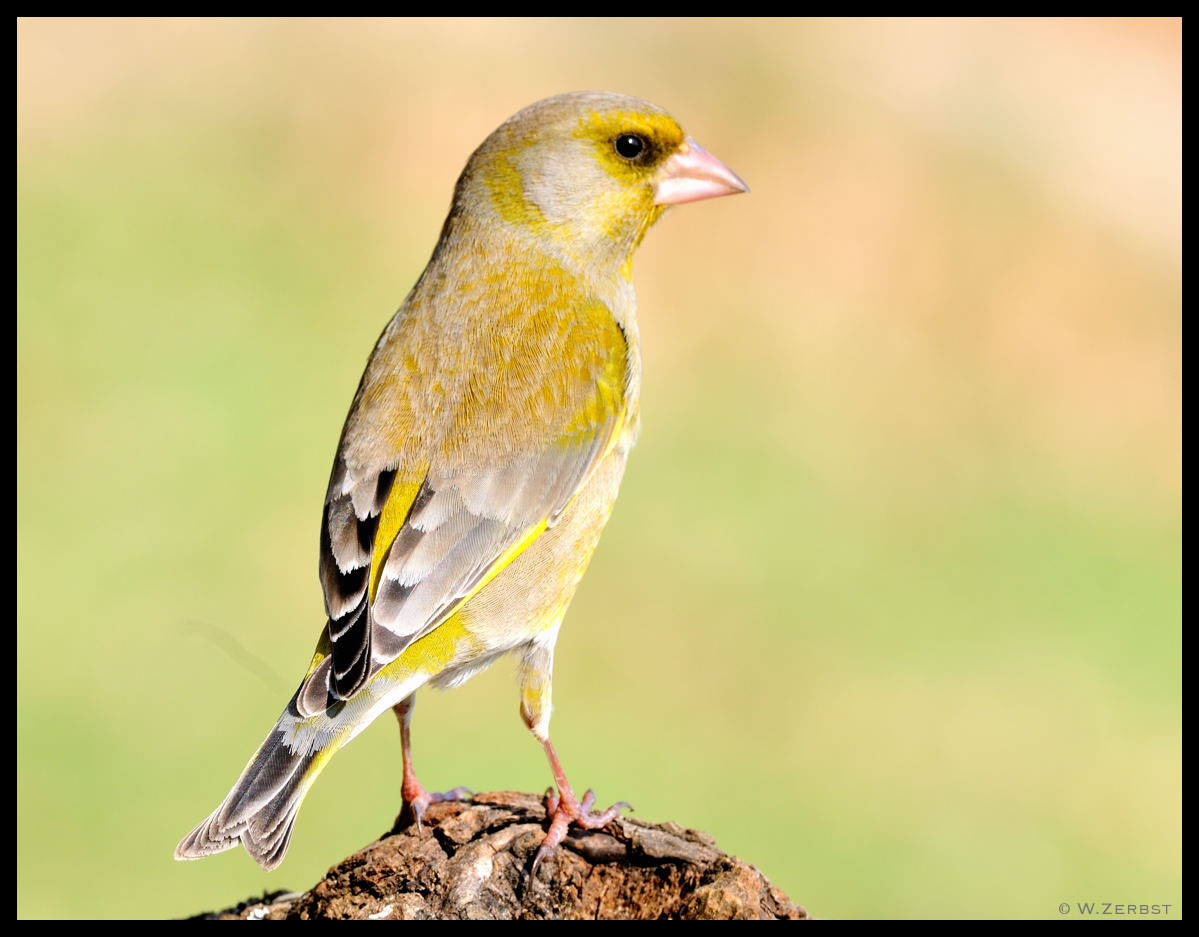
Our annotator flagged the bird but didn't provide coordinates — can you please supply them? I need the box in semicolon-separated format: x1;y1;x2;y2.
174;91;747;873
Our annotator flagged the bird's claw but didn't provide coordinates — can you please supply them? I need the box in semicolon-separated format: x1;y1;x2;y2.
532;786;631;873
405;784;474;834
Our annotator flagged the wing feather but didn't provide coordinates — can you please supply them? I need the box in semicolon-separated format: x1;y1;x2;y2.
300;280;629;714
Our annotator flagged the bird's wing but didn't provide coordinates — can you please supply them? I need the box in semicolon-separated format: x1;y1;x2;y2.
296;292;629;715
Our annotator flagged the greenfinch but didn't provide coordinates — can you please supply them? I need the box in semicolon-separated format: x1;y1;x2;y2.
175;91;747;872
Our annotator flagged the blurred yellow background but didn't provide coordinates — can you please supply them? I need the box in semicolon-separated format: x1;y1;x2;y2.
17;17;1180;920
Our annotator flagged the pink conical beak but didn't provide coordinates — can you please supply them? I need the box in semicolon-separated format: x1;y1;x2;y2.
653;136;749;206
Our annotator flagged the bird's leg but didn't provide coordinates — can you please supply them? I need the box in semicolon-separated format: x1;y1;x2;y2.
392;696;472;833
518;636;630;872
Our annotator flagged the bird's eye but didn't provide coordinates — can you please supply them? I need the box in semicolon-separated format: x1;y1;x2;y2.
614;134;646;160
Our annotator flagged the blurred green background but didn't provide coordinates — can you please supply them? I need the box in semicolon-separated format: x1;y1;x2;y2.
17;17;1180;920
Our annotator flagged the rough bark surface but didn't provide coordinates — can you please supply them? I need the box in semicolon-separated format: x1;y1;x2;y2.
190;791;808;920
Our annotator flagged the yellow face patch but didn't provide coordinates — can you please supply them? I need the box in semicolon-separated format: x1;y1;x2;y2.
483;152;548;229
574;108;686;184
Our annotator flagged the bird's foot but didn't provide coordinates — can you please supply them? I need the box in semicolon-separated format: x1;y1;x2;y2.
532;786;631;873
402;777;473;833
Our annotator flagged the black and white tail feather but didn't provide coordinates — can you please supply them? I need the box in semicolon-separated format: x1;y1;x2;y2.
175;667;423;870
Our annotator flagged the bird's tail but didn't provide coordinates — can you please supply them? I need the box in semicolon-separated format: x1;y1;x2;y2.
175;725;328;870
175;669;423;870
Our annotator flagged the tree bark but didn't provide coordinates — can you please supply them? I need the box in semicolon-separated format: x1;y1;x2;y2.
190;791;809;920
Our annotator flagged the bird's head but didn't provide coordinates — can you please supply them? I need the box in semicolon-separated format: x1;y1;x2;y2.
449;91;748;274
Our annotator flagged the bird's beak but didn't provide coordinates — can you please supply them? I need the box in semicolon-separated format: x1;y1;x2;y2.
653;136;749;206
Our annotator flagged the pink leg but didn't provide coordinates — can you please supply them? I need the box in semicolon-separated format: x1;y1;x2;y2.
532;737;631;873
393;696;472;833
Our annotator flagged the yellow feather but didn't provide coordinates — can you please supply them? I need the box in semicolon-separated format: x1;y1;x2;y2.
369;478;425;603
